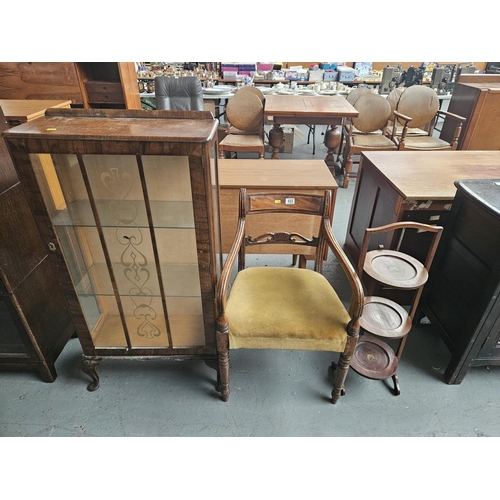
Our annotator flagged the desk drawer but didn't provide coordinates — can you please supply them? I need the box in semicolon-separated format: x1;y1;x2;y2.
84;81;122;93
86;92;125;104
84;81;124;104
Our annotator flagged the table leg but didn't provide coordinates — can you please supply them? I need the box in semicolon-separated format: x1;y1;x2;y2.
324;124;342;170
269;123;284;159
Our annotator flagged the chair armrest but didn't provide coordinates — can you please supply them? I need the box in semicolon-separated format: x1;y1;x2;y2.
437;110;466;123
393;110;413;139
216;217;245;320
321;218;364;321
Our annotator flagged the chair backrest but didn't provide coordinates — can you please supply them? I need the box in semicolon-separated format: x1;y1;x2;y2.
238;189;334;271
226;90;263;132
237;86;264;102
346;87;372;106
351;94;392;133
396;85;439;128
155;76;204;111
386;87;404;122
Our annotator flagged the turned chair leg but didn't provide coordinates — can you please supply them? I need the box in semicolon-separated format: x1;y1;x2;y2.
343;154;353;189
216;329;230;402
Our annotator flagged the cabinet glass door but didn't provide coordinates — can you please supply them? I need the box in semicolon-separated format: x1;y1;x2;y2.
31;153;206;350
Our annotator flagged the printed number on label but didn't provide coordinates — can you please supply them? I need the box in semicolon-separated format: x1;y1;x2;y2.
285;198;295;205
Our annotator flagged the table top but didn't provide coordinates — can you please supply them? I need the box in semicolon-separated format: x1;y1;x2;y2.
362;151;500;201
0;99;72;123
218;159;337;189
264;94;358;119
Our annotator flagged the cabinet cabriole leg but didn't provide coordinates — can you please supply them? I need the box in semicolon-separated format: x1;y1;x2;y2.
81;356;102;391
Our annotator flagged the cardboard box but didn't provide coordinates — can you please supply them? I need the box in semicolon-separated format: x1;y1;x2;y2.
282;127;294;153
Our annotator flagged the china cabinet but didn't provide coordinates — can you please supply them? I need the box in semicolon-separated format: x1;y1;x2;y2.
3;108;222;391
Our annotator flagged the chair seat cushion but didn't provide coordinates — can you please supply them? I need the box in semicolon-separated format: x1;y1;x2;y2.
351;134;397;149
395;136;452;149
225;267;350;351
219;134;264;148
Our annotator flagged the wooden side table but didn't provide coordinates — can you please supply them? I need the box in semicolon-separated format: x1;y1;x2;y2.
218;159;337;261
350;221;443;395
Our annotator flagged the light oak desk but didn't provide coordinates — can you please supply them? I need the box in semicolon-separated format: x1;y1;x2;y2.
0;99;72;126
218;159;337;261
345;150;500;267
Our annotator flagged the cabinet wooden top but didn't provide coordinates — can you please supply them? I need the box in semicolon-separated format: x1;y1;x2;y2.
218;159;337;189
0;99;72;123
362;151;500;200
2;109;218;143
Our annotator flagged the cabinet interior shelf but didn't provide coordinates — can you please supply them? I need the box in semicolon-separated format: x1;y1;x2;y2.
52;199;195;229
75;262;202;298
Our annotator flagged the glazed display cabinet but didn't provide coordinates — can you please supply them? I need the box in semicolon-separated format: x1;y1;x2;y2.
3;109;222;390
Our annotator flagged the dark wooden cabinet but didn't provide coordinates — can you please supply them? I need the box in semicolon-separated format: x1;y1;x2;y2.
74;63;141;109
0;62;141;110
3;108;222;391
421;179;500;384
0;106;74;381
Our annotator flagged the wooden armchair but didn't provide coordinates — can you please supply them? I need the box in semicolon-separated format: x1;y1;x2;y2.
391;85;466;150
218;87;265;159
215;189;364;404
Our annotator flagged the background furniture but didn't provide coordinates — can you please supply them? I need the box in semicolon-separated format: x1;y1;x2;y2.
341;92;397;188
391;85;466;151
421;179;500;384
154;76;204;111
264;94;358;168
440;81;500;150
0;103;74;382
218;158;337;261
0;62;141;109
345;151;500;272
218;88;265;158
0;99;72;126
215;189;364;404
3;108;222;392
351;222;442;395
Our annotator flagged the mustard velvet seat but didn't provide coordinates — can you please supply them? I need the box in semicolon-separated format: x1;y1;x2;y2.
226;267;351;352
215;189;364;404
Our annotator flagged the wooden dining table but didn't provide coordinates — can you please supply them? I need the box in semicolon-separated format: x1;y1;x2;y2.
264;94;359;165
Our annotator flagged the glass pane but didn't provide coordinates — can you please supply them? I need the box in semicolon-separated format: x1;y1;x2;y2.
142;156;205;348
29;153;128;346
82;155;169;348
166;297;205;348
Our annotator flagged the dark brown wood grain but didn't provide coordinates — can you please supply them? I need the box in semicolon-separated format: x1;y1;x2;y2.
3;108;221;389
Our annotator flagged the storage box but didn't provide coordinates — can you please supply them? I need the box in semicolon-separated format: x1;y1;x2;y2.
257;63;274;72
337;66;356;82
354;62;372;77
308;69;324;82
285;70;298;81
223;71;238;81
323;70;338;81
319;63;337;70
